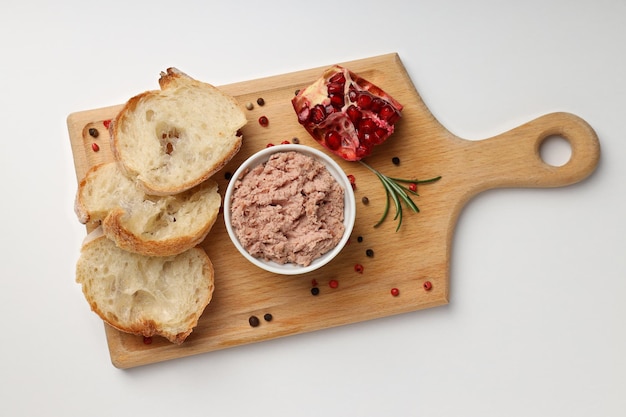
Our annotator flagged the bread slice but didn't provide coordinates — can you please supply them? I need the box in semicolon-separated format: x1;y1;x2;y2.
75;162;221;257
110;67;247;195
76;228;214;344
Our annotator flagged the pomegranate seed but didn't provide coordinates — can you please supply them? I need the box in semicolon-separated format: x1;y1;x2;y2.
102;119;111;129
143;336;152;345
329;94;344;108
266;143;274;147
354;264;364;274
346;105;361;124
327;82;344;95
357;93;373;109
325;131;342;150
423;281;433;291
281;140;291;144
329;279;339;289
409;183;417;192
328;72;346;84
91;142;100;152
373;128;387;144
390;288;400;297
379;105;396;121
371;98;385;113
258;116;269;127
359;118;376;133
311;279;318;287
347;174;356;184
310;104;326;123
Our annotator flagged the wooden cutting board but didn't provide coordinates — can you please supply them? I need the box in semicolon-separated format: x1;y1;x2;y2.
67;53;600;368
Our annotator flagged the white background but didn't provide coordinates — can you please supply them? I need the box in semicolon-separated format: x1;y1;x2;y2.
1;1;624;416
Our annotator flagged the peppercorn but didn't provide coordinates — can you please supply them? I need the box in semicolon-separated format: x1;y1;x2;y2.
354;264;364;274
390;288;400;297
245;102;254;110
88;128;99;138
263;313;273;322
366;249;374;258
259;116;269;127
224;172;232;180
292;137;300;144
248;316;260;327
294;89;300;96
256;97;265;106
311;287;320;296
357;236;363;243
329;279;339;289
423;281;433;291
361;196;369;205
392;156;400;165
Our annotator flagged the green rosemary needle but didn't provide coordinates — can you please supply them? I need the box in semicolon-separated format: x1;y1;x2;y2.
359;160;441;232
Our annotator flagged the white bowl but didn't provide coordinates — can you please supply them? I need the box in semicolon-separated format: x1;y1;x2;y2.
223;144;356;275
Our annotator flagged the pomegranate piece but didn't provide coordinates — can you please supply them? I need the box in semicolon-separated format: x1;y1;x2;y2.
292;65;403;161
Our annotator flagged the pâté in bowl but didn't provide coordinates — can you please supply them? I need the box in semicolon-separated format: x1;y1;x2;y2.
224;144;356;275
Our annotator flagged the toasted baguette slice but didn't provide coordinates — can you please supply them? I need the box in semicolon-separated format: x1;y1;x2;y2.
75;162;221;256
110;67;247;195
76;228;214;344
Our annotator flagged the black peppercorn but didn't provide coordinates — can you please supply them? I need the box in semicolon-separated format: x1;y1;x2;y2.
248;316;260;327
361;196;369;204
88;128;99;138
256;97;265;106
392;156;400;165
224;171;232;180
311;287;320;296
366;249;374;257
357;236;363;243
263;313;273;322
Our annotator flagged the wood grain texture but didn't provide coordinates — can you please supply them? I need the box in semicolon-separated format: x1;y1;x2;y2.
67;53;600;368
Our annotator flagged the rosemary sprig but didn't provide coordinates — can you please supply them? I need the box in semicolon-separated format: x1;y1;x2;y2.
359;160;441;232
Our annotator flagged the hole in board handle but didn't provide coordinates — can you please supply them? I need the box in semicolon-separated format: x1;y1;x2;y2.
540;135;572;167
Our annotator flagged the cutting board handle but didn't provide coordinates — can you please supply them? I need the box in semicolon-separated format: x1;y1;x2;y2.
463;112;600;194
